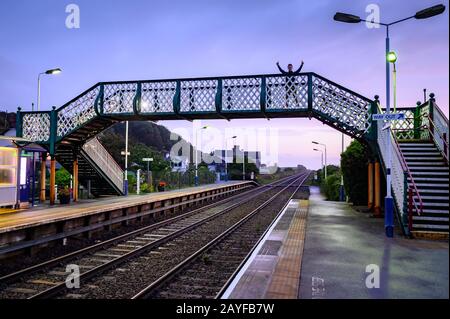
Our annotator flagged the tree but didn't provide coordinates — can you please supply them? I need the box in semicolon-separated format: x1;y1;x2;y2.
341;140;370;205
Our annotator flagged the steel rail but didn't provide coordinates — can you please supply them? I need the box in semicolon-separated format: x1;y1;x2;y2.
131;172;310;299
22;174;301;299
0;177;291;284
215;174;309;299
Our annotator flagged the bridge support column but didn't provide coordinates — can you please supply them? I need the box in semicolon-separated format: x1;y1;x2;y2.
367;161;374;210
49;156;56;205
40;153;47;202
73;158;79;202
374;161;381;217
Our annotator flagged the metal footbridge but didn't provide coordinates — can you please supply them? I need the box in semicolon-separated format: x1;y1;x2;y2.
15;72;449;236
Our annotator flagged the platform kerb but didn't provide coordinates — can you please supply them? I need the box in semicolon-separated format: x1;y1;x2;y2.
0;181;256;259
222;199;309;299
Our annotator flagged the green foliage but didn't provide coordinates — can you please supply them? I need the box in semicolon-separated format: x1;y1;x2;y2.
321;173;341;201
227;155;259;180
341;140;369;205
56;168;71;187
140;183;152;193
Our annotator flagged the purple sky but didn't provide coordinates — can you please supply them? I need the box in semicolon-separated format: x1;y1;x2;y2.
0;0;448;169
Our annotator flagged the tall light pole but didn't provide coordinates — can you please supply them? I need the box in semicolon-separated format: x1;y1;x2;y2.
225;135;237;181
195;125;208;186
121;121;130;195
312;141;327;179
37;68;62;111
388;52;398;112
313;148;324;178
333;4;445;238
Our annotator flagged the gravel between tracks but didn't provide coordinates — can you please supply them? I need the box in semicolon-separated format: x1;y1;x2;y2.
58;186;290;299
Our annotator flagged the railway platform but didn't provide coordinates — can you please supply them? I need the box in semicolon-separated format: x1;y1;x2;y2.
222;186;449;299
0;181;256;257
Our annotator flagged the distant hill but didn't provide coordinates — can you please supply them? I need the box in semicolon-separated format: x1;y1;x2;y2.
98;121;196;166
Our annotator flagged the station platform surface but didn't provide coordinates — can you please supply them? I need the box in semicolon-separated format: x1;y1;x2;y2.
0;181;252;234
299;187;449;299
222;199;309;299
223;186;449;299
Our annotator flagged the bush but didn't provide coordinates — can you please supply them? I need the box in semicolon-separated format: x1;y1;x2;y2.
56;168;71;188
321;173;341;201
341;140;369;205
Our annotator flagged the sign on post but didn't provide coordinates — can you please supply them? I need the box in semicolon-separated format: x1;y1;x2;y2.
372;113;405;121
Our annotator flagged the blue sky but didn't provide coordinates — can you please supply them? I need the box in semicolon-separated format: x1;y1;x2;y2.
0;0;448;168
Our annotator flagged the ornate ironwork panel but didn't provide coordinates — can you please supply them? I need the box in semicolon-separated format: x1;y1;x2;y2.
222;77;261;112
390;109;415;140
57;87;99;138
22;113;51;142
266;75;308;110
311;75;370;135
141;81;177;114
180;79;217;113
103;83;137;114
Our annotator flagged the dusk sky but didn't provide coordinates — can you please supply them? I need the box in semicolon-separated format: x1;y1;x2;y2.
0;0;448;169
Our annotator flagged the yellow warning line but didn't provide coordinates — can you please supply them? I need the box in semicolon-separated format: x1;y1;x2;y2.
265;200;309;299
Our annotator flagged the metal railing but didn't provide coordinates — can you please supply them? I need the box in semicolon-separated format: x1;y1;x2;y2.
376;102;424;233
17;72;373;144
82;136;124;194
427;100;449;163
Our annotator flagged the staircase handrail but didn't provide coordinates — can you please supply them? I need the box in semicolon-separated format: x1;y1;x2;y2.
82;137;124;193
376;102;423;217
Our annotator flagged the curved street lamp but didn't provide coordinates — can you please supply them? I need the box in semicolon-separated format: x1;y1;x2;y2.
37;68;62;111
334;4;445;238
194;125;209;186
312;141;327;179
225;135;237;181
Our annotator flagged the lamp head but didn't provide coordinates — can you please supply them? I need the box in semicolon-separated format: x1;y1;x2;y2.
387;51;397;63
415;4;446;19
333;12;362;23
45;68;62;75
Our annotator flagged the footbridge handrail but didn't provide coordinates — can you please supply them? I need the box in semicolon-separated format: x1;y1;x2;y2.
16;72;374;147
376;101;424;226
82;136;124;194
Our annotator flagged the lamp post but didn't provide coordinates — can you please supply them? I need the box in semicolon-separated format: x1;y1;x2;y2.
195;125;208;186
225;136;237;181
312;141;327;179
121;121;130;195
334;4;445;238
37;68;62;111
313;148;324;179
143;157;154;188
387;52;398;112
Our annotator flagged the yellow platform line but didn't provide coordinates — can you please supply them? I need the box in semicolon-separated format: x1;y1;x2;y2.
265;199;309;299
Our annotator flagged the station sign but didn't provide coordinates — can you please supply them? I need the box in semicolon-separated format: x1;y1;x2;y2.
372;113;405;121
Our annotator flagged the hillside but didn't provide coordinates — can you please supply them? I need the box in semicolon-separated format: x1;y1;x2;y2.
98;121;194;168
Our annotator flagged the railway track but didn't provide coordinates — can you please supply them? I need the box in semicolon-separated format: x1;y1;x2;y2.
0;173;304;299
133;172;310;299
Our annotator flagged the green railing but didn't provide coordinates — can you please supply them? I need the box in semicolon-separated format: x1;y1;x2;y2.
16;72;374;154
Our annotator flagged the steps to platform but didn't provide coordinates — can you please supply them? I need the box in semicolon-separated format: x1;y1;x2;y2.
398;140;449;237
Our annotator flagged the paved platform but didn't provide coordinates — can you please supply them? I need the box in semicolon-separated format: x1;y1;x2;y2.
222;199;309;299
222;186;448;299
299;186;449;299
0;181;253;234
